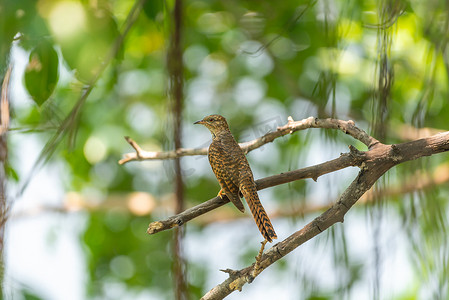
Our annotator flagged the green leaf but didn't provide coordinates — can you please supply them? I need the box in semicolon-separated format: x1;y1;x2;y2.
24;40;59;106
6;163;19;182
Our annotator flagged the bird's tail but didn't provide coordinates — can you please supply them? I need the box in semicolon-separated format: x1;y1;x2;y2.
240;178;277;242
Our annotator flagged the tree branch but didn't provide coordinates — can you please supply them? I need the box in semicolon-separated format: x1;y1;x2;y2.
119;116;378;165
200;132;449;299
147;148;363;234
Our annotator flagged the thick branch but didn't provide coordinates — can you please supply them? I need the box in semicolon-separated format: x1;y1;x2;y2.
119;117;377;164
147;149;363;234
200;132;449;299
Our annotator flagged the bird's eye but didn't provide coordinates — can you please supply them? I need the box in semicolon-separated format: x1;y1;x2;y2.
208;117;214;122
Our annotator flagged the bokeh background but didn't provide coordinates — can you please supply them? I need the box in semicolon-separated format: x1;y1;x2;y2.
1;0;449;299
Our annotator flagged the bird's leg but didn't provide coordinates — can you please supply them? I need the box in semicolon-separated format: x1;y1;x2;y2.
217;188;225;198
250;240;268;280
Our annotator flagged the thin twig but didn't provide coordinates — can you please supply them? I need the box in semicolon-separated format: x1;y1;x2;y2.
119;116;378;164
252;240;267;278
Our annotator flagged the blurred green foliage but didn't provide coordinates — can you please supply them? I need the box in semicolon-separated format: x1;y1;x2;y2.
2;0;449;299
24;40;59;105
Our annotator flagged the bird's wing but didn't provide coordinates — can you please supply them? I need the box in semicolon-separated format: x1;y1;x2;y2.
208;140;245;212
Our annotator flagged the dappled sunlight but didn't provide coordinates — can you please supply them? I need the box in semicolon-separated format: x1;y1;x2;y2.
84;136;107;164
127;192;156;216
48;1;87;39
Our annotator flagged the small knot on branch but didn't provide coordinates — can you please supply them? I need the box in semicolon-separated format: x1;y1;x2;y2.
390;144;403;162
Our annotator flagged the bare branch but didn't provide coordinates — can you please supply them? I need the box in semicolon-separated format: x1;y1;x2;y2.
200;132;449;299
147;149;363;235
119;117;378;165
119;136;207;164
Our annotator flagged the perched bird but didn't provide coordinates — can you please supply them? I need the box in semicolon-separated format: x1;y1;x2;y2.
194;114;277;242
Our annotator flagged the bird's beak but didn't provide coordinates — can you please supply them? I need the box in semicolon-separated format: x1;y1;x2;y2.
194;120;204;125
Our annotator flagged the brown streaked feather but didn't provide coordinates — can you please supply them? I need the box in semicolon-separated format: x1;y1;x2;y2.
239;176;277;242
197;114;277;242
208;139;245;212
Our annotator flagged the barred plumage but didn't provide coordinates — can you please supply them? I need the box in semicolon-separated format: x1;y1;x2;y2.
240;176;277;242
194;114;277;242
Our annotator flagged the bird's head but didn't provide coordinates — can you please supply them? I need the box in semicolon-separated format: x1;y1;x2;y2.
194;114;230;136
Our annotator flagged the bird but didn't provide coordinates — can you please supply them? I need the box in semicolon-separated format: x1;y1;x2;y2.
194;114;277;242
